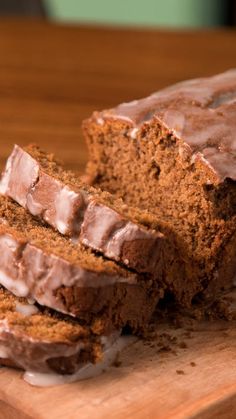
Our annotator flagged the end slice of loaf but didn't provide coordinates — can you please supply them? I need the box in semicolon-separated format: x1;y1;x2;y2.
0;286;104;375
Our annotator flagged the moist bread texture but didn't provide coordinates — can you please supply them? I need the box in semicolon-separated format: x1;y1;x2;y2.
83;69;236;305
0;196;163;332
0;144;167;276
1;145;198;304
0;286;103;374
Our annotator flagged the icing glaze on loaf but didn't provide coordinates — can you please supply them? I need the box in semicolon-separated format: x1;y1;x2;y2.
0;287;126;384
83;70;236;306
0;197;163;330
0;144;167;276
97;69;236;181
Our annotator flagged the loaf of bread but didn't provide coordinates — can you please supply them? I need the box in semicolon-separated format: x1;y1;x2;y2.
83;69;236;306
1;69;236;383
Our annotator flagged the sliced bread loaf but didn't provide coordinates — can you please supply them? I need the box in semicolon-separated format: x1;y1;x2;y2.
0;144;166;273
1;145;197;305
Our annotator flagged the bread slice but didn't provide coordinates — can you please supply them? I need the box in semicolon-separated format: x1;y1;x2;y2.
0;144;167;273
0;196;162;332
1;144;197;305
0;286;105;375
83;69;236;305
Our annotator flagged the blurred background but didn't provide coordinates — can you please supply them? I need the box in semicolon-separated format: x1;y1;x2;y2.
0;0;236;171
0;0;236;27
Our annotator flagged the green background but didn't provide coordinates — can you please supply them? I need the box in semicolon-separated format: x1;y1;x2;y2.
46;0;226;28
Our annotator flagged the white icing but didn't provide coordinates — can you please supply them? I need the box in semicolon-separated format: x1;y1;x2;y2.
27;298;36;305
100;330;121;348
130;128;139;139
70;236;79;244
23;335;134;387
0;345;8;358
0;235;18;251
26;193;44;216
106;222;157;259
0;149;13;195
96;117;104;125
209;90;236;109
162;110;185;137
82;202;162;268
10;146;39;207
178;142;192;161
15;302;39;316
83;205;120;250
110;115;133;123
54;186;80;235
191;152;215;174
120;100;139;107
0;269;29;297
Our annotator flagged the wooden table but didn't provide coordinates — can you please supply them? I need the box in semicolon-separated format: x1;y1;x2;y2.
1;20;236;172
1;19;236;419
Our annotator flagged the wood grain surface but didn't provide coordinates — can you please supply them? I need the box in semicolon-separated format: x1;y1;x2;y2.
0;20;236;171
1;319;236;419
0;18;236;419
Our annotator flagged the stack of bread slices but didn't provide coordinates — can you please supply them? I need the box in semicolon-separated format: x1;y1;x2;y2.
0;70;236;385
0;144;167;386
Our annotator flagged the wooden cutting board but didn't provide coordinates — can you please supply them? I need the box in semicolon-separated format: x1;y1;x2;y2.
1;319;236;419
